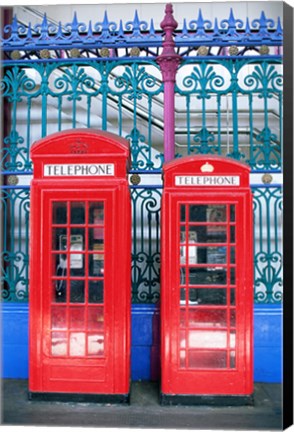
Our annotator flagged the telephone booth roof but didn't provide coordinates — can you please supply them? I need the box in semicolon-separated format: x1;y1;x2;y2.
163;155;250;189
31;129;130;157
30;129;130;179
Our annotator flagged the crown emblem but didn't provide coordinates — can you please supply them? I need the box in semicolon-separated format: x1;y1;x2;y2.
200;162;214;173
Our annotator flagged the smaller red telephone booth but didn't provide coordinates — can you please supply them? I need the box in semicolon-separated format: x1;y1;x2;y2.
160;156;253;405
29;129;131;403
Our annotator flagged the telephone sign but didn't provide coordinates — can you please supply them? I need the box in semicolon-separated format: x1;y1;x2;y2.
29;129;131;403
160;156;253;405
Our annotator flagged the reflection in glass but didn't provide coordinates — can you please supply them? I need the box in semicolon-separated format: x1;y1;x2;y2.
230;309;236;327
188;350;227;369
187;308;227;327
51;306;66;329
88;307;104;330
69;332;86;356
69;307;85;329
51;331;67;356
230;330;236;348
206;205;226;223
88;334;104;355
89;229;104;248
188;329;227;349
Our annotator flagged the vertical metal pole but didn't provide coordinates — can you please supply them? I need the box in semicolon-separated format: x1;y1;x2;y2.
157;3;181;162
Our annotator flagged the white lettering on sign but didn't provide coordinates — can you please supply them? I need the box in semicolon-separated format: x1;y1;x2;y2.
175;175;240;186
44;163;115;177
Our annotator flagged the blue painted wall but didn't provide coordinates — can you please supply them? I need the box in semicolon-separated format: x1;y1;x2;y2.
1;303;282;382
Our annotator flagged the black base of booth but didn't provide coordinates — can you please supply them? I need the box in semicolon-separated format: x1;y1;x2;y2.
28;391;130;404
160;393;254;406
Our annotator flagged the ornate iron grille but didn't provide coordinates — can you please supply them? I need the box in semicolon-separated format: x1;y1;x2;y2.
1;5;283;304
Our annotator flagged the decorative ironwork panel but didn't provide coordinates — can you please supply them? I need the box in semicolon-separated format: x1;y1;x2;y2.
253;187;282;303
1;186;30;302
175;59;282;170
1;60;164;172
131;187;162;303
0;8;283;304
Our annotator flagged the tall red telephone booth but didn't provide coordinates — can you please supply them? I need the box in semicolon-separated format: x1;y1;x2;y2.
160;156;253;405
29;129;131;403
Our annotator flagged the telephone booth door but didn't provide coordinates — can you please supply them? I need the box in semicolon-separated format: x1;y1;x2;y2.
161;156;253;405
29;130;131;402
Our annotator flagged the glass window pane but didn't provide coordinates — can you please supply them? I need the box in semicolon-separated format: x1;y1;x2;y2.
188;308;227;327
180;245;198;265
87;334;104;356
89;228;104;247
206;246;227;264
70;203;85;224
89;280;104;303
89;202;104;224
179;350;186;368
189;205;207;222
189;268;227;285
188;330;227;349
89;255;104;277
192;288;227;305
51;331;67;356
69;307;85;329
70;280;85;303
69;332;85;356
180;226;186;243
230;226;236;243
180;205;186;222
230;351;236;368
88;307;104;330
54;279;67;303
206;205;227;223
52;228;66;250
180;308;186;326
230;267;236;284
52;252;67;277
230;309;236;327
51;306;66;329
188;350;227;369
230;205;235;222
230;288;236;305
52;202;67;225
230;330;236;349
230;247;236;264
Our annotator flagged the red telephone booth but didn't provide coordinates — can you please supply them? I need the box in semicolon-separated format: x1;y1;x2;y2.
29;129;131;403
160;156;253;405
